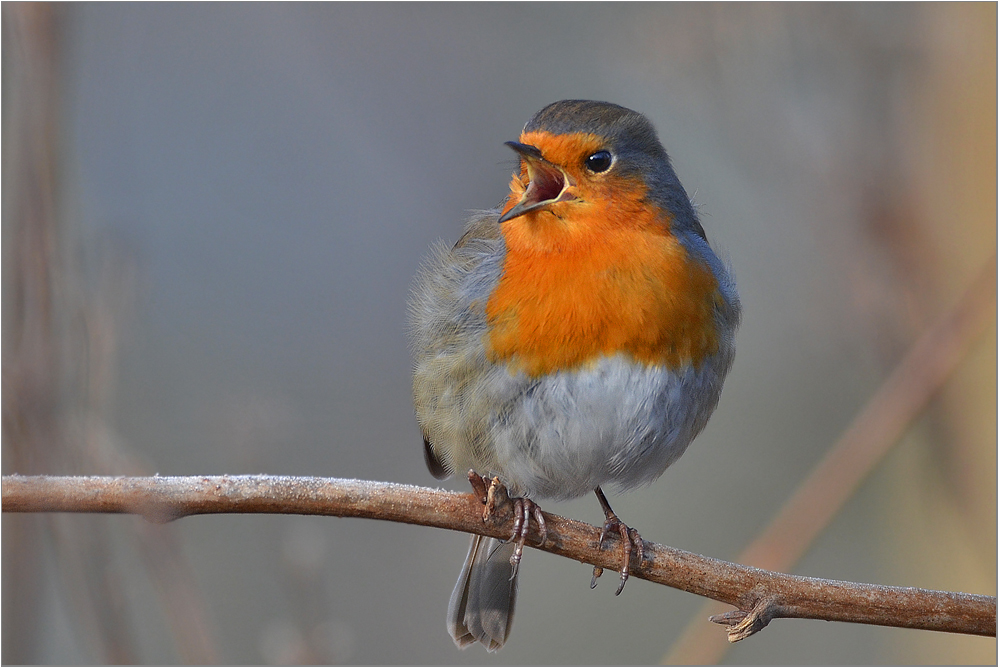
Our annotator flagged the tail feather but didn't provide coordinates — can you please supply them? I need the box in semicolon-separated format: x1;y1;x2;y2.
447;535;518;651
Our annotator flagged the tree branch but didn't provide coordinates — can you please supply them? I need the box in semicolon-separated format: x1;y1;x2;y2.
3;474;995;640
666;251;998;663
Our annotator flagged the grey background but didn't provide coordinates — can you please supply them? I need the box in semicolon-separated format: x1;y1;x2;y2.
4;3;996;665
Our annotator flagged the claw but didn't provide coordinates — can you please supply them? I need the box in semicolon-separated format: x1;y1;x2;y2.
533;504;548;545
593;487;643;596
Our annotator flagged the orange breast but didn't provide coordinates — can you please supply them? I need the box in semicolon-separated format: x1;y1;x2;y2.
485;185;721;378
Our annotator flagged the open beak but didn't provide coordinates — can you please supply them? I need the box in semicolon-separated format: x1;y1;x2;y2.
498;141;576;223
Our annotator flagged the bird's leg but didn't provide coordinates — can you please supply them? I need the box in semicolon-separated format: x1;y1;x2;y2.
591;486;644;596
465;471;547;578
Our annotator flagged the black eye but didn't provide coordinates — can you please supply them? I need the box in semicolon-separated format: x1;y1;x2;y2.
585;150;613;173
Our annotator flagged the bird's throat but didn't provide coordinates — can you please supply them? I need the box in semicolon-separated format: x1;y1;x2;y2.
485;211;722;377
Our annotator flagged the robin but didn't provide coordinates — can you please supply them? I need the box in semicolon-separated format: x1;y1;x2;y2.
409;100;740;651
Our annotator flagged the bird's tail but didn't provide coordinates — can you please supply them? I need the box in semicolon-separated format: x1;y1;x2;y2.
447;534;518;651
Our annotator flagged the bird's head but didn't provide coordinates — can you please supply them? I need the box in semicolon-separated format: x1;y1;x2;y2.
499;100;704;242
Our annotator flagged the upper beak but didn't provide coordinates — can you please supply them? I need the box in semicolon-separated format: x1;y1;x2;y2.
498;141;575;223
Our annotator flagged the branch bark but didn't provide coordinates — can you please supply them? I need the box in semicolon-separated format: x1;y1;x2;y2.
3;474;995;640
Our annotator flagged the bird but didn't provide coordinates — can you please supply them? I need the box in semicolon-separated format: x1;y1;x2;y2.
408;100;740;651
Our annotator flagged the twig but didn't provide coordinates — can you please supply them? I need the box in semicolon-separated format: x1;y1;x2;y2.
664;253;997;663
3;474;995;639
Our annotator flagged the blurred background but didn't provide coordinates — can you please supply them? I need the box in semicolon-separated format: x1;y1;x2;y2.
3;3;995;665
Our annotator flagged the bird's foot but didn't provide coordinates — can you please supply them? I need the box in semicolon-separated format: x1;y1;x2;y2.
466;471;547;578
508;496;547;576
590;487;644;596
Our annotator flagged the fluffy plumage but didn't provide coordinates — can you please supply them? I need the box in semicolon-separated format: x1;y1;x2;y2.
408;100;740;650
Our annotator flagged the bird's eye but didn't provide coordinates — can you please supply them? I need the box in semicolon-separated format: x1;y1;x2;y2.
584;150;613;173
